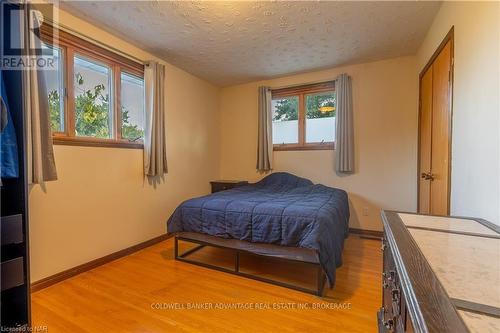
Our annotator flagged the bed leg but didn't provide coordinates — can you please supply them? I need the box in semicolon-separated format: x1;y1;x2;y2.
317;266;325;296
235;250;240;272
174;236;179;259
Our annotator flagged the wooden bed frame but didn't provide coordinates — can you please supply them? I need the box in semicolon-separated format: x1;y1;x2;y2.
174;232;327;296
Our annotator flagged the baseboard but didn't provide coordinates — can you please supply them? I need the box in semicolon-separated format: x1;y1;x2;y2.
349;227;383;239
32;229;378;292
31;233;173;293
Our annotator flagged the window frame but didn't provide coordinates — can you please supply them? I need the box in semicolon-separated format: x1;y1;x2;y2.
40;23;145;149
271;81;335;151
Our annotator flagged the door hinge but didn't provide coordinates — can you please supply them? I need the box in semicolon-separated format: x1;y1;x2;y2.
449;57;454;82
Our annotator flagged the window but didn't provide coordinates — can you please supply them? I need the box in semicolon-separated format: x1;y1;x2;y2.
272;96;299;144
305;91;336;143
74;55;112;138
40;24;145;148
43;43;65;133
272;82;335;150
120;72;145;141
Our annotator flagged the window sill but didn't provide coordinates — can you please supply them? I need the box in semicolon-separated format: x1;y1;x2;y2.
52;136;143;149
273;143;334;151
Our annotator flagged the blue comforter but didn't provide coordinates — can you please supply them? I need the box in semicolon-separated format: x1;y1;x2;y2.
167;173;350;286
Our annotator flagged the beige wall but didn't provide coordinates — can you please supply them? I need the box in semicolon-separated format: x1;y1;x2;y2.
417;1;500;225
29;8;220;282
219;56;419;231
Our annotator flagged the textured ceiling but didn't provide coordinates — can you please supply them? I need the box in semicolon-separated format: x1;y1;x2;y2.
60;1;441;86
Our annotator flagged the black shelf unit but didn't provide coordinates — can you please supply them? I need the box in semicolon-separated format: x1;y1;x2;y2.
1;3;31;329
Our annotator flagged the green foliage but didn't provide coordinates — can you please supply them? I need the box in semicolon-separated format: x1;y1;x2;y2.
48;90;62;132
74;73;110;138
272;93;336;121
48;72;144;140
306;93;336;119
121;108;144;141
272;97;298;121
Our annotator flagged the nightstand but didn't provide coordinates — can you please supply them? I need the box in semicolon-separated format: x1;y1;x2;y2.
210;180;249;193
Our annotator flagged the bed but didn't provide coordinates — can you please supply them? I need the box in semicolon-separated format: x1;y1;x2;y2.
167;172;350;295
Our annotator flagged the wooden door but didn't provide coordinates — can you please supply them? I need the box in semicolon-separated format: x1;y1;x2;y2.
419;67;433;214
418;31;453;215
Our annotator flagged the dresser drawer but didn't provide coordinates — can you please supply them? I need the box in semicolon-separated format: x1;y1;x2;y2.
210;181;248;193
1;257;25;291
212;183;230;192
381;236;407;332
379;306;408;332
1;214;23;245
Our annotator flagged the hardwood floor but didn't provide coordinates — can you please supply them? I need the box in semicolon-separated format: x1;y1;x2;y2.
31;235;382;333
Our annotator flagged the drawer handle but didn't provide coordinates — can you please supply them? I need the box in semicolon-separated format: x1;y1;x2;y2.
391;288;400;300
392;301;400;316
383;270;396;282
379;307;394;330
384;318;394;330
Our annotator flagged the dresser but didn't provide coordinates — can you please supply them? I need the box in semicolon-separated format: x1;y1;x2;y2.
379;211;500;333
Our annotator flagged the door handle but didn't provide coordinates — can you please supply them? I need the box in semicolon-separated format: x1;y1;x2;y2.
421;172;435;181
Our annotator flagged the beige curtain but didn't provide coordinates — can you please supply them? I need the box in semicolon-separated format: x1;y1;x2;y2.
335;73;354;173
256;86;273;172
144;61;167;177
23;5;57;185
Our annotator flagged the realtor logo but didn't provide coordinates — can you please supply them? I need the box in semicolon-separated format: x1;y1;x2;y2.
1;1;58;70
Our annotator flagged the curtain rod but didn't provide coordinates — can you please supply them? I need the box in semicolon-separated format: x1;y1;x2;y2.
45;18;147;66
270;79;335;91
